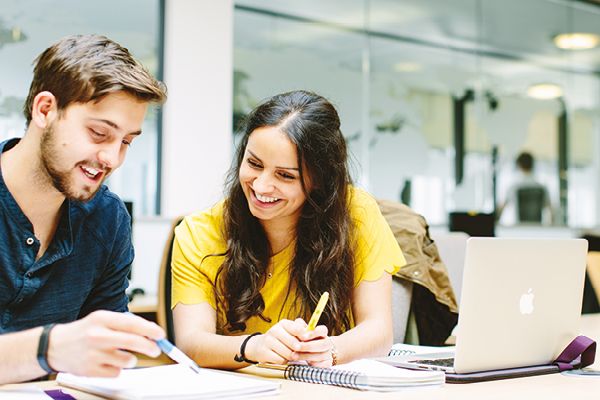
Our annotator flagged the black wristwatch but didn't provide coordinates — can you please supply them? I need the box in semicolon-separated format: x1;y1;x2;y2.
37;323;57;374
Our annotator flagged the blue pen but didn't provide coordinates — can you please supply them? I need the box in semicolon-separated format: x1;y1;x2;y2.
156;338;203;374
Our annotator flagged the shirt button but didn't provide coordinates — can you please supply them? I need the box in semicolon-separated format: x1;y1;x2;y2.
25;272;33;278
16;297;23;303
26;237;35;245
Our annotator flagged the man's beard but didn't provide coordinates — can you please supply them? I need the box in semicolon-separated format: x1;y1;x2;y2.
40;125;106;202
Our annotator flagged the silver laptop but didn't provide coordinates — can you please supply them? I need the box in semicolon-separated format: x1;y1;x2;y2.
393;237;588;374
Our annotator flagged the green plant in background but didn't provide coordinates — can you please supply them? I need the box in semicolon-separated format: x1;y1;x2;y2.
0;95;25;117
0;19;27;49
233;69;256;133
0;18;27;119
375;114;406;134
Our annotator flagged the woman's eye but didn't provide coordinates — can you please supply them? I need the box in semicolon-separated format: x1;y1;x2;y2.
279;172;295;180
248;159;262;168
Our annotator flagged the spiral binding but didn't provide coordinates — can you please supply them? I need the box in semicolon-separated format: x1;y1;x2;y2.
284;364;361;390
388;348;416;357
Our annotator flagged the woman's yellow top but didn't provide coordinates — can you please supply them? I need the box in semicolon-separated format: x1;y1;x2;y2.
171;186;406;335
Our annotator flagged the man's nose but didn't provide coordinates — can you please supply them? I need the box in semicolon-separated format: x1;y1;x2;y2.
97;142;122;170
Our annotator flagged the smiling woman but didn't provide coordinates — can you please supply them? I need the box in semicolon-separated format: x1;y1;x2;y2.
239;126;307;240
171;90;406;370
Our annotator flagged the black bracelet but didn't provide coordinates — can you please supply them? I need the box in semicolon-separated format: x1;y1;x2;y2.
37;323;57;374
234;332;261;364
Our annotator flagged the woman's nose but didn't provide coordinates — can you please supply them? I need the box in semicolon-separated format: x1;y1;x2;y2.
252;172;275;193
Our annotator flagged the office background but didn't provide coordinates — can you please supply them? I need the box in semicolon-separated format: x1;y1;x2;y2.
1;0;600;294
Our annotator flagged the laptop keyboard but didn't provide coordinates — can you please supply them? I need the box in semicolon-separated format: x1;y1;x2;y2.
410;358;455;368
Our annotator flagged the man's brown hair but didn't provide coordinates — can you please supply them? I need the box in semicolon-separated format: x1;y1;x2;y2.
24;34;167;124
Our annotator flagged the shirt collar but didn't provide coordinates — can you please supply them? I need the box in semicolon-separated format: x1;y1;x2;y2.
0;138;74;259
0;138;34;230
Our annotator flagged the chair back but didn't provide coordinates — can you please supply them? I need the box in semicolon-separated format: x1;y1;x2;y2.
431;231;469;304
449;212;495;237
391;278;413;343
516;187;545;223
157;217;184;343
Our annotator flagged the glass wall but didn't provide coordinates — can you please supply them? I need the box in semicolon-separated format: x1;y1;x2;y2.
0;0;162;215
233;0;600;228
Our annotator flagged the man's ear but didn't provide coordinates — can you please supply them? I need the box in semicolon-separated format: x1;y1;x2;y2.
30;91;58;129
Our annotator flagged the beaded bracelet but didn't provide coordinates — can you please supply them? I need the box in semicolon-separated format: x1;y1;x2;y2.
329;337;339;366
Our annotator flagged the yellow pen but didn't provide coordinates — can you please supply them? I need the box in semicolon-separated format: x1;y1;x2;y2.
306;291;329;331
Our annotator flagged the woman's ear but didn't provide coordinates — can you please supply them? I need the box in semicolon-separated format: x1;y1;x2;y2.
30;91;58;129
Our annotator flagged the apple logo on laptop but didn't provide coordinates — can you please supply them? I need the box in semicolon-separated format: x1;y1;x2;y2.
519;288;535;315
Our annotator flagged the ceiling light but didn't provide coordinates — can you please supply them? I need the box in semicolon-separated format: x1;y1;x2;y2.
393;62;422;73
527;83;563;100
553;33;600;50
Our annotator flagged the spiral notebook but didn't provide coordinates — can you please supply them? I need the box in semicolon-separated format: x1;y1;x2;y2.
257;359;444;391
56;364;280;399
387;343;456;357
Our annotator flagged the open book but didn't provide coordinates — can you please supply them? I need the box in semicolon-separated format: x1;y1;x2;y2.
258;359;444;391
56;364;280;400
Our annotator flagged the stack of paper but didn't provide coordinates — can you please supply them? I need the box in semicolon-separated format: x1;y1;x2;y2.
57;364;280;400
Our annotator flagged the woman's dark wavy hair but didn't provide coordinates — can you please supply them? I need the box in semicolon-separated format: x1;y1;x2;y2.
215;90;355;334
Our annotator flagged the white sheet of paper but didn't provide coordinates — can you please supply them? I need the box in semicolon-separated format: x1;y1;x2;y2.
57;364;280;400
0;386;52;399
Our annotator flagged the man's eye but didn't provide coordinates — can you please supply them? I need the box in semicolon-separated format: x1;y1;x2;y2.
90;129;106;138
122;139;132;147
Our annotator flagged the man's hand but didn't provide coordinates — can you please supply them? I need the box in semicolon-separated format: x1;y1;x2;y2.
47;310;164;377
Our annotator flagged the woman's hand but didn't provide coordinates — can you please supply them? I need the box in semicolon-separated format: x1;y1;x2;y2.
294;322;333;367
244;318;306;364
244;318;333;366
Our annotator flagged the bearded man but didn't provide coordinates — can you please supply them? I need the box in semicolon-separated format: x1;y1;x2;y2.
0;34;167;384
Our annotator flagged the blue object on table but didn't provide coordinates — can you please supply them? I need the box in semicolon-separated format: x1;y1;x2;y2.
156;338;202;374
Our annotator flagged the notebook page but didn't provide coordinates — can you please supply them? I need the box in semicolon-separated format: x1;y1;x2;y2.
332;359;443;382
0;386;52;399
57;364;280;400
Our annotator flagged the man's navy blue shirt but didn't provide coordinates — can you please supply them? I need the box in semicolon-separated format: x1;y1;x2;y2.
0;138;133;333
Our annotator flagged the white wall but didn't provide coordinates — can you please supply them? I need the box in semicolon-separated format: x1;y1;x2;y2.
161;0;233;217
130;0;234;294
130;217;173;294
